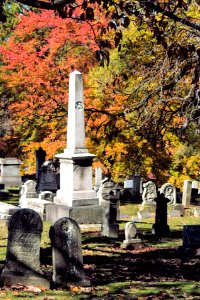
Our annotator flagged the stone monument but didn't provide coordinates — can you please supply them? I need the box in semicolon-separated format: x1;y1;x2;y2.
1;208;49;288
50;217;90;287
46;71;103;225
0;157;21;187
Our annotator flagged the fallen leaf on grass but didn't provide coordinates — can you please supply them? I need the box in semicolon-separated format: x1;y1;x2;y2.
24;285;42;293
69;285;93;293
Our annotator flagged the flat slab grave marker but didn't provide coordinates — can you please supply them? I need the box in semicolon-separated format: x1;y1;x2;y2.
50;217;90;287
1;208;49;288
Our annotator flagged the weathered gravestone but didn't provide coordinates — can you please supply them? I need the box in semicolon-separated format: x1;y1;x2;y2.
0;157;21;187
152;193;170;237
49;217;90;287
37;159;59;193
19;180;37;208
142;181;157;206
182;179;192;207
121;221;142;249
101;191;119;238
160;183;176;206
1;208;49;288
179;225;200;257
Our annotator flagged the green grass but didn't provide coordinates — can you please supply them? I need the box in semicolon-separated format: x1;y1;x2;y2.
0;199;200;299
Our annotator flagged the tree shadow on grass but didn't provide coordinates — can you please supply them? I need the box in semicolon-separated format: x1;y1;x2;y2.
79;231;200;287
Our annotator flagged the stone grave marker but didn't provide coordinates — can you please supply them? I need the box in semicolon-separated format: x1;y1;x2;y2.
142;181;157;206
183;225;200;248
35;147;46;182
121;222;142;249
37;159;58;193
160;183;176;205
137;210;152;220
191;180;200;204
152;193;170;237
101;191;119;238
19;180;37;208
168;204;184;218
1;208;49;288
0;157;21;187
182;180;192;207
50;217;90;287
46;70;103;226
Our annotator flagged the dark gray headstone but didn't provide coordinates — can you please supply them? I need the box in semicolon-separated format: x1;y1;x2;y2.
152;193;170;237
50;217;90;287
1;208;49;288
37;159;58;193
183;225;200;248
35;147;46;181
101;191;119;238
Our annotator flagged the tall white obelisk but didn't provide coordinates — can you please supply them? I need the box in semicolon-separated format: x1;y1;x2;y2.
54;70;98;207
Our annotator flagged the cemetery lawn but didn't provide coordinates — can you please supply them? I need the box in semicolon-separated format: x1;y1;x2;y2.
0;203;200;299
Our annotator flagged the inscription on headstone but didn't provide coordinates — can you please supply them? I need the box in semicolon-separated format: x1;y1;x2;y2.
1;208;49;288
50;217;90;287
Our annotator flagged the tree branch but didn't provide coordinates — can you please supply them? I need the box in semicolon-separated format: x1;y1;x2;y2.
145;1;200;32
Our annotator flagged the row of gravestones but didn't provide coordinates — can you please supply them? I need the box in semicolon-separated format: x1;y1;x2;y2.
100;179;200;207
1;208;90;289
1;208;147;288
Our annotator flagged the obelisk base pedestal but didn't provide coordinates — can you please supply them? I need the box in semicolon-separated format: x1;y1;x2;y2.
46;204;104;225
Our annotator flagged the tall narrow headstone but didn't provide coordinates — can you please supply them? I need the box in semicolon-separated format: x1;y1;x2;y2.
50;217;90;287
35;147;46;182
152;193;170;237
182;180;192;207
1;209;49;288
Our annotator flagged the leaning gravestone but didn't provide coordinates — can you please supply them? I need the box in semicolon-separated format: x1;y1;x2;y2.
50;217;90;287
1;208;49;288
